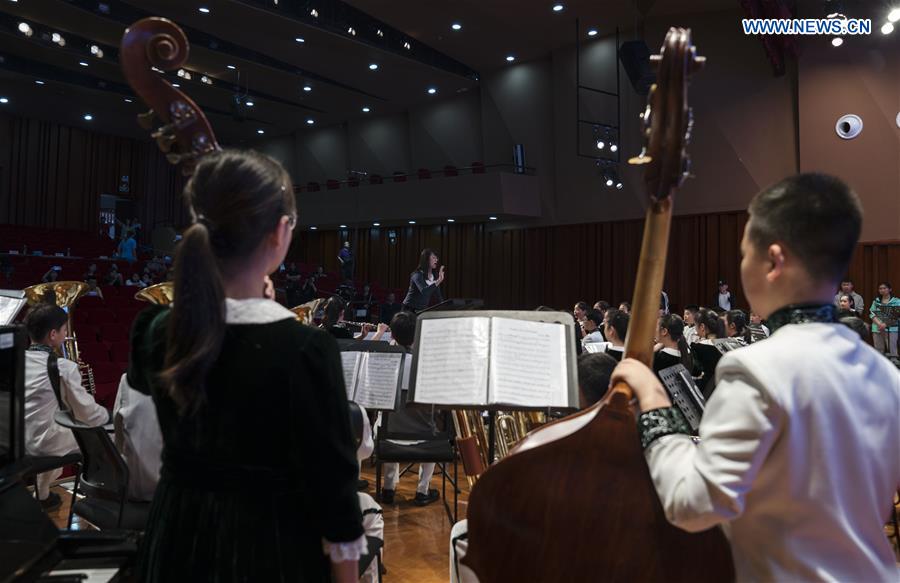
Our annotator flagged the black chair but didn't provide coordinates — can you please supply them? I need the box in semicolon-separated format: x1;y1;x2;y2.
53;411;150;530
374;409;459;523
20;453;83;501
359;535;384;582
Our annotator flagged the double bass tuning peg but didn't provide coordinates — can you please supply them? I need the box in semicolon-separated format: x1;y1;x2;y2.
137;109;155;130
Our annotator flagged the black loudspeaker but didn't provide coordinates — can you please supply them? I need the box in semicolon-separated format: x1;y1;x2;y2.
619;41;656;95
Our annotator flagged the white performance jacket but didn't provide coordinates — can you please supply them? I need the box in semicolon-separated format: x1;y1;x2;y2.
645;322;900;582
25;351;110;457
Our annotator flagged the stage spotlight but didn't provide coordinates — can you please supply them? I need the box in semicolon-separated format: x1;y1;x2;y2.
606;177;614;187
889;8;900;23
506;55;516;62
408;220;416;224
616;182;623;189
199;7;210;14
303;85;312;91
306;119;315;125
610;143;618;152
362;107;370;113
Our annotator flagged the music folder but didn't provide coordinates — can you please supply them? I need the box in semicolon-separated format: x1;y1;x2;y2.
336;340;406;411
408;311;579;411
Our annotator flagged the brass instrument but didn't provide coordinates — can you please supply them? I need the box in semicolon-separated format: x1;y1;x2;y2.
24;281;96;394
290;298;325;325
495;411;546;459
134;281;174;305
454;409;546;485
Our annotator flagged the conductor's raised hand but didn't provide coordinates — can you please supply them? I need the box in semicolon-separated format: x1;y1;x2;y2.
437;265;446;284
610;358;671;412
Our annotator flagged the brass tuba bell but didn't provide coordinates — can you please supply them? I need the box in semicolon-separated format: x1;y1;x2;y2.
134;281;174;305
290;297;325;326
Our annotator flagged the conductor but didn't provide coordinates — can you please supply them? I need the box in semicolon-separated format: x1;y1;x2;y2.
402;248;445;313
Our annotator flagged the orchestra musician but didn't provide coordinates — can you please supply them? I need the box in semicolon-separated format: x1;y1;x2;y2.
611;174;900;581
127;150;364;583
401;248;445;313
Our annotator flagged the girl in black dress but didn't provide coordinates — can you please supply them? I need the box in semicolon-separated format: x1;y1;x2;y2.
653;314;694;375
401;248;444;312
129;150;363;582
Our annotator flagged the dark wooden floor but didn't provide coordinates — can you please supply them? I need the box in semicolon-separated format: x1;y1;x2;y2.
47;462;472;582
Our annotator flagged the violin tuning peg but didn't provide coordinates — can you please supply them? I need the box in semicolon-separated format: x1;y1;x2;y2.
156;132;177;152
137;110;155;130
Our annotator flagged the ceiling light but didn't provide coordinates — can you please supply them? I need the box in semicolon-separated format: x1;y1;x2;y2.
339;224;347;228
596;140;605;150
199;7;210;13
552;4;565;12
124;98;133;102
257;129;265;134
52;33;65;45
35;80;45;85
0;98;8;104
227;64;236;70
408;220;416;225
295;37;305;43
348;27;357;36
172;83;180;87
447;219;455;223
831;37;843;47
373;222;380;227
310;8;318;17
889;8;900;23
610;143;618;152
200;75;212;84
310;226;317;230
605;177;614;187
616;181;623;189
506;55;516;62
18;22;32;37
403;41;411;50
79;61;89;67
362;107;370;113
451;23;462;31
177;69;186;77
245;100;255;107
427;87;437;94
377;29;384;37
83;114;93;121
369;63;379;70
881;22;894;34
306;118;314;125
90;44;101;55
588;29;598;37
488;216;498;220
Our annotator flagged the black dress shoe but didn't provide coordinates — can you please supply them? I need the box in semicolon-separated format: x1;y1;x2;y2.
413;489;440;507
380;489;395;504
39;492;62;512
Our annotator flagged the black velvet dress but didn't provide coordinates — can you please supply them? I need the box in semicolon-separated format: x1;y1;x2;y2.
128;303;363;582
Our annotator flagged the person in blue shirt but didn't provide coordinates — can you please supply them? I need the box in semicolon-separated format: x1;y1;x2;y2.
869;281;899;357
118;234;137;263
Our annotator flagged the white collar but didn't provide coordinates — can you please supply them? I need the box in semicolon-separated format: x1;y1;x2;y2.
661;347;680;357
225;298;296;325
607;345;625;352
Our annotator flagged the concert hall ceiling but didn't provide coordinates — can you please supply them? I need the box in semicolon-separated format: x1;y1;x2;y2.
0;0;732;143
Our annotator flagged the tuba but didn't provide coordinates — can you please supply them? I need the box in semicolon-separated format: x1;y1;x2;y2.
23;281;96;394
290;298;325;325
135;281;174;305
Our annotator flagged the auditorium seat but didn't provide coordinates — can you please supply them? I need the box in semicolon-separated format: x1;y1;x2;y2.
326;179;340;190
369;174;383;185
99;324;129;343
472;161;486;174
443;165;459;177
90;362;122;385
417;168;432;180
392;171;407;183
79;342;112;364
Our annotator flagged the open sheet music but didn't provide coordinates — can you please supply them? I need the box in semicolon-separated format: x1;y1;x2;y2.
338;341;406;411
410;311;577;409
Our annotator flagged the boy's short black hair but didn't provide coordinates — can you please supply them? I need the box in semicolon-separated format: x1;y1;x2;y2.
684;304;700;313
585;309;604;327
390;311;417;349
748;173;861;284
25;304;68;343
605;309;630;340
577;352;618;407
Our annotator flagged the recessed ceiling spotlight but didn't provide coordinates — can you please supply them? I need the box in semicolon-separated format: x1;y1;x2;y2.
488;216;498;220
200;75;212;84
52;33;64;44
506;55;516;62
890;8;900;23
124;97;133;102
227;64;236;70
83;114;93;121
245;100;255;107
451;23;462;31
310;226;317;230
605;177;614;187
362;107;370;113
0;97;8;104
831;37;844;47
339;224;347;228
403;41;411;50
610;143;618;152
427;87;437;94
377;29;384;37
881;22;894;34
596;140;605;150
257;129;265;134
310;8;318;17
79;61;89;67
587;28;598;37
616;181;623;189
552;4;565;12
35;80;45;85
199;7;210;13
369;63;379;70
172;83;180;87
408;220;416;225
295;37;305;43
447;218;455;223
347;27;356;36
373;222;380;227
17;22;32;37
306;118;314;125
303;85;312;91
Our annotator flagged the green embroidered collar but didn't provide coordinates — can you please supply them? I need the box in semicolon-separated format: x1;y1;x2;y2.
766;303;837;334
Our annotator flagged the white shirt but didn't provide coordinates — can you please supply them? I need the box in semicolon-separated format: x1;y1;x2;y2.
581;330;605;347
25;351;109;457
645;323;900;582
684;325;699;346
113;373;162;501
717;292;732;311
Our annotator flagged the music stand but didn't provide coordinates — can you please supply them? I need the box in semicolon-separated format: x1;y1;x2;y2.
873;305;900;353
418;298;485;314
336;339;407;412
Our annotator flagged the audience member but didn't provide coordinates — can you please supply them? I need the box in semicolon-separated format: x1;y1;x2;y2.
869;281;899;357
82;263;98;282
126;273;147;288
105;264;124;286
379;292;403;325
84;277;104;299
833;279;864;317
715;280;734;311
117;232;137;263
618;301;631;314
41;266;60;283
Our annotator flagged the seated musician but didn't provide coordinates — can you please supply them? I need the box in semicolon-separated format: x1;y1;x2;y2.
691;307;724;345
682;304;700;344
450;352;618;583
113;373;162;502
321;296;372;340
23;304;110;510
652;314;693;376
589;308;628;361
352;402;384;583
377;311;439;506
724;309;749;343
580;309;605;347
612;174;900;581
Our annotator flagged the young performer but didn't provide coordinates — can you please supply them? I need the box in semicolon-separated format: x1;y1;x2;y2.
580;309;606;347
128;150;363;582
682;304;700;345
869;282;899;357
24;304;110;509
833;278;864;317
600;308;628;361
652;314;693;375
612;174;900;581
401;248;445;312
